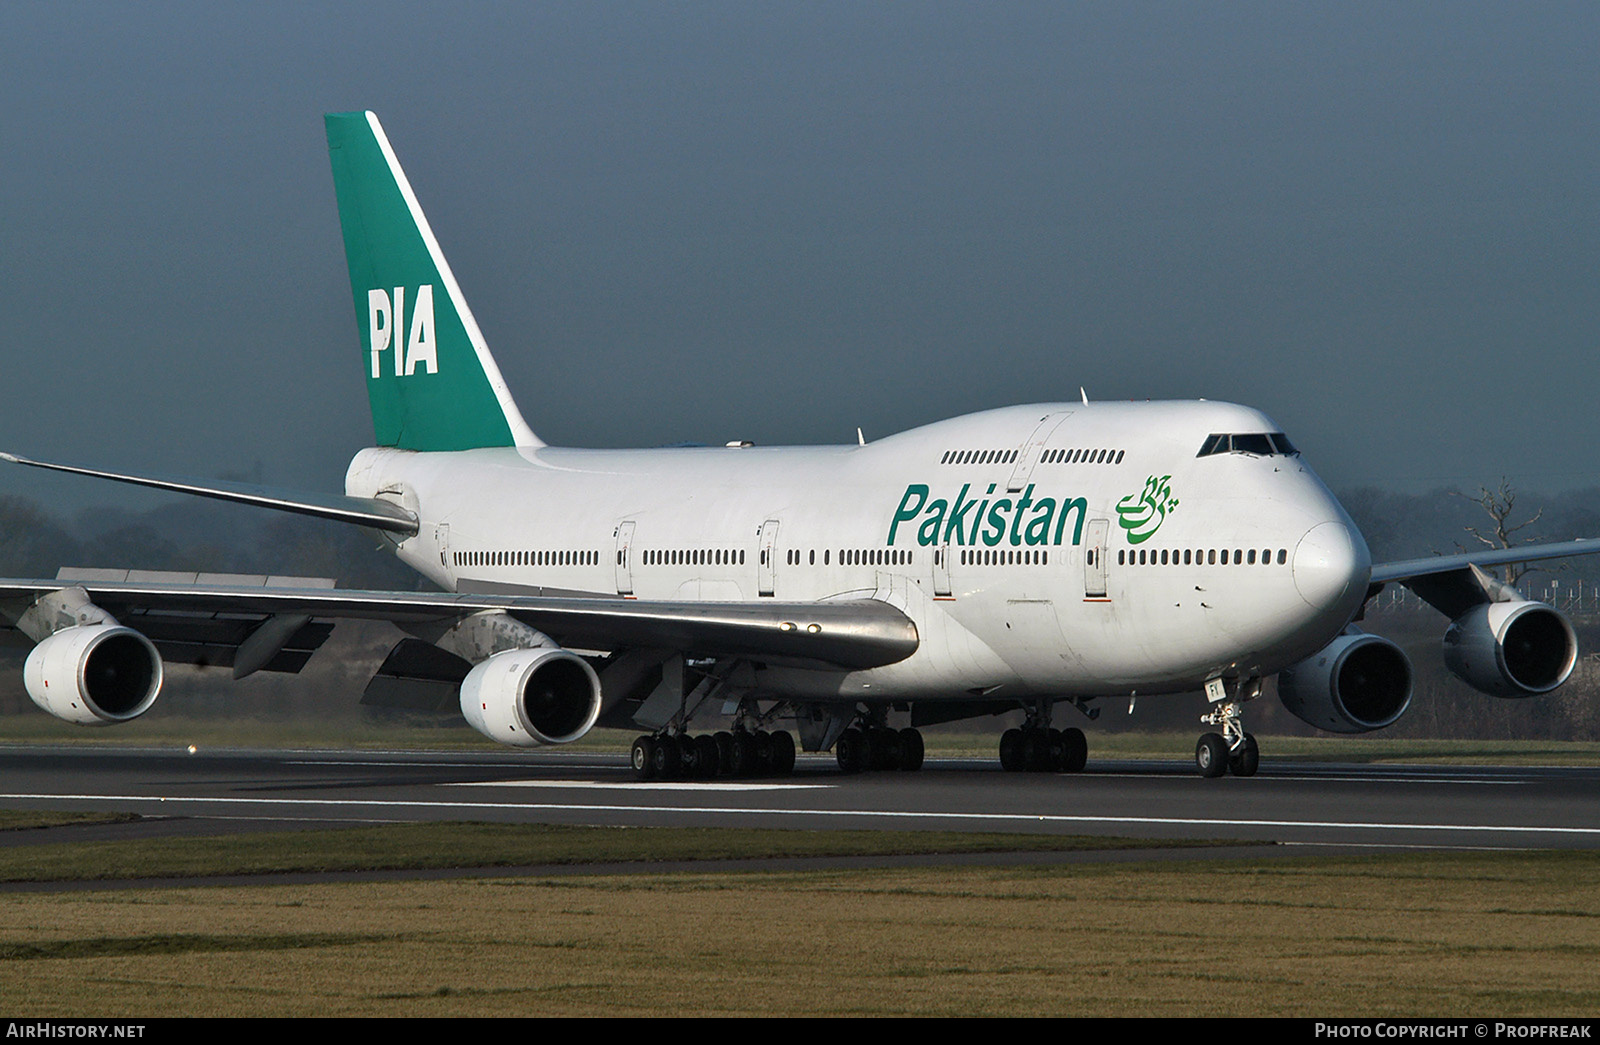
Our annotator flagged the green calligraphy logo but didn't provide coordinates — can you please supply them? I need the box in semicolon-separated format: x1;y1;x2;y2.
1116;475;1178;545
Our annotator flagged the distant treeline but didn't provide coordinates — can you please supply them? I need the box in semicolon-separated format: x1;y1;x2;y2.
0;493;420;590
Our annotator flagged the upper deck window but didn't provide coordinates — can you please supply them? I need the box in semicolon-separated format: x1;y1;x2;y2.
1196;432;1299;458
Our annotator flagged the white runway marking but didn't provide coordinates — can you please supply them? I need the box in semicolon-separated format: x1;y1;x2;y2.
2;792;1597;837
1089;772;1525;785
447;779;833;791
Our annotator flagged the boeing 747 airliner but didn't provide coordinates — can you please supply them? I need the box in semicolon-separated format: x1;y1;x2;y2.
3;112;1591;778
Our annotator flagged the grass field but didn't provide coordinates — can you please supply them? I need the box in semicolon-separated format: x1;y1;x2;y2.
0;846;1596;1017
0;820;1597;1016
0;821;1227;883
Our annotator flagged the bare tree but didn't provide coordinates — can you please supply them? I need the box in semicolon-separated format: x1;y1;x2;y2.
1453;479;1545;585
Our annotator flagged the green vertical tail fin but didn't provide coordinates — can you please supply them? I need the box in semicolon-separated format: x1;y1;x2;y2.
325;111;540;451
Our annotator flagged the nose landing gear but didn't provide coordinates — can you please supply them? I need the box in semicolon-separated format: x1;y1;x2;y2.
1196;677;1261;778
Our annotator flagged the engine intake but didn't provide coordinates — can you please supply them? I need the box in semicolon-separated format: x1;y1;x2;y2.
1443;601;1577;698
459;646;602;747
24;623;164;725
1277;630;1413;733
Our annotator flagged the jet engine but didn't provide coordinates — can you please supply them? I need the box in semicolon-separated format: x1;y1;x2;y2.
459;646;602;747
1443;600;1577;699
1277;630;1413;733
23;623;163;725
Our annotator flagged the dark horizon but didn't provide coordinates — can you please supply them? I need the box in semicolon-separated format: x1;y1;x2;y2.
3;4;1595;515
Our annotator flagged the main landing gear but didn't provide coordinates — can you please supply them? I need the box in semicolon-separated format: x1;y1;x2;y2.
998;702;1088;773
1194;677;1261;778
998;726;1087;773
631;729;796;780
834;725;924;773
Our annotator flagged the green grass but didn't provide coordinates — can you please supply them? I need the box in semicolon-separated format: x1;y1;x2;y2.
0;821;1227;883
0;810;141;832
1;848;1596;1016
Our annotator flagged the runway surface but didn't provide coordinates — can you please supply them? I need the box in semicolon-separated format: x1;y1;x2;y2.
2;743;1598;854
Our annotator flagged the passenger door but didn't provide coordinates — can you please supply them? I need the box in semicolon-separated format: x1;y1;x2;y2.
1084;518;1109;599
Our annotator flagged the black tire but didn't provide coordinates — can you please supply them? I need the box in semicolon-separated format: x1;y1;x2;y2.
769;730;796;775
652;735;680;779
867;726;899;771
728;731;755;777
999;728;1025;772
1060;727;1087;773
897;728;924;771
1195;732;1228;778
836;728;867;774
1046;728;1065;771
631;736;657;781
1023;728;1053;772
694;734;722;778
1229;733;1260;778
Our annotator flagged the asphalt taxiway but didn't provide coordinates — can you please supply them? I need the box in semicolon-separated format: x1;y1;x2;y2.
2;743;1597;854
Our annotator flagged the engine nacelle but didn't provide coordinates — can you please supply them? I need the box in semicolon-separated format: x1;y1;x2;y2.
459;646;602;747
1443;600;1577;699
1277;630;1413;734
23;624;163;725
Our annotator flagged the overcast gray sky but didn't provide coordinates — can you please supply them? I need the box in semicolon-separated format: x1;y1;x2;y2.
1;2;1595;513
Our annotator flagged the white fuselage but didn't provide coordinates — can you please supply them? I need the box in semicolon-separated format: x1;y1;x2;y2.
345;400;1370;706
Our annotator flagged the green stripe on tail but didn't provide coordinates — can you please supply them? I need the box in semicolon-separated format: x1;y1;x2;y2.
325;111;539;451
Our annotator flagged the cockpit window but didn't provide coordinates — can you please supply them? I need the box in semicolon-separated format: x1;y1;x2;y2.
1197;432;1300;458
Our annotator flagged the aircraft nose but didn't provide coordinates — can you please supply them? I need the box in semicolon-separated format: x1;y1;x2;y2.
1292;520;1368;611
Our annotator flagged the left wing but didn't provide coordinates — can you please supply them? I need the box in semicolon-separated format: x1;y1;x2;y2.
0;571;919;743
0;573;919;674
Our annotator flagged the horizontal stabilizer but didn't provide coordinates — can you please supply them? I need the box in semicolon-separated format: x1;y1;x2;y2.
0;452;419;536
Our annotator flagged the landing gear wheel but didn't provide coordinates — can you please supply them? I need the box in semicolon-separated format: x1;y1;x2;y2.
728;731;756;777
1228;733;1259;778
1023;728;1054;772
1059;727;1087;773
652;735;681;779
769;730;796;776
1195;732;1228;778
631;736;657;781
836;728;868;774
694;734;722;778
752;730;775;776
999;728;1025;772
897;728;925;771
868;726;901;770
